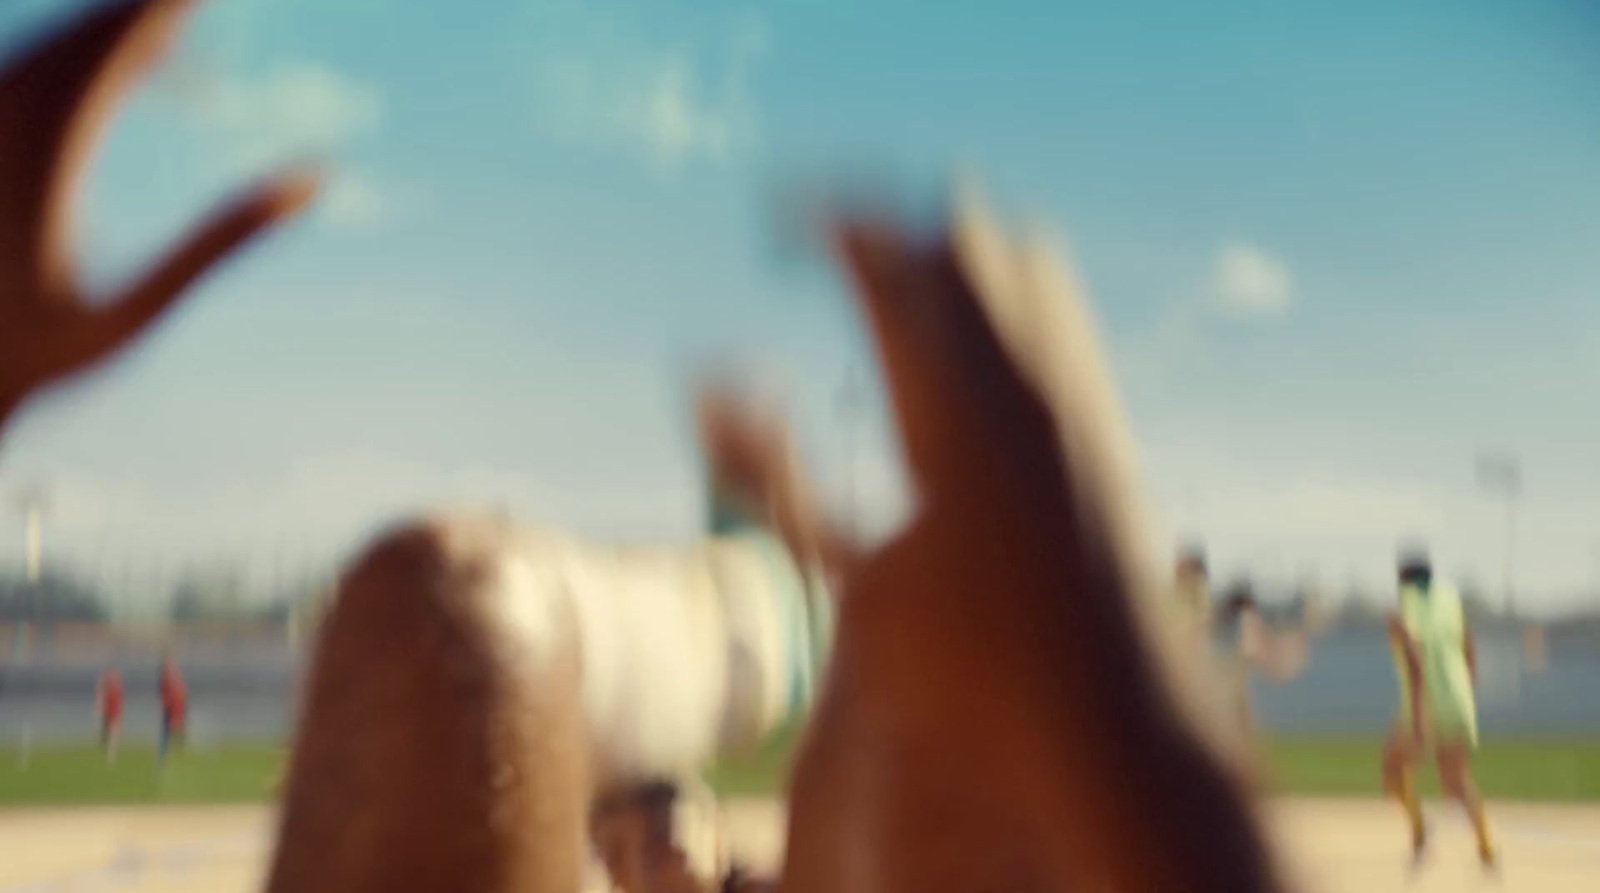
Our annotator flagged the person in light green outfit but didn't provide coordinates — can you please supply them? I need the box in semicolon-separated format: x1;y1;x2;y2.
1383;547;1496;872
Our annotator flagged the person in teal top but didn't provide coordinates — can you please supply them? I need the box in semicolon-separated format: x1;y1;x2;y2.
1383;547;1496;872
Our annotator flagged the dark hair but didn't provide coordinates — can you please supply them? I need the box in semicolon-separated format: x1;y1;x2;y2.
1218;591;1257;621
1397;546;1432;586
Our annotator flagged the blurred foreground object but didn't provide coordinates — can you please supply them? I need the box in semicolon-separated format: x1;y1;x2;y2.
259;174;1289;893
264;404;835;893
0;0;319;437
724;181;1293;893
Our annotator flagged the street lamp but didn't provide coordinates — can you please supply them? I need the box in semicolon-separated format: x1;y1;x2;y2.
11;484;49;662
1475;451;1521;618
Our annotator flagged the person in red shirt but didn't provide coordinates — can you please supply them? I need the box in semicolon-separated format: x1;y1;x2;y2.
96;666;124;763
158;653;188;764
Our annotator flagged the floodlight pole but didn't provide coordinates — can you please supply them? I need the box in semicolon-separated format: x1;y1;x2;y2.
1506;497;1517;618
1476;452;1521;619
12;486;48;663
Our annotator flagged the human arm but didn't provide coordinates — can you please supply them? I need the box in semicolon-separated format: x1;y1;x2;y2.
1387;611;1426;741
783;204;1293;893
696;384;861;585
1464;622;1479;690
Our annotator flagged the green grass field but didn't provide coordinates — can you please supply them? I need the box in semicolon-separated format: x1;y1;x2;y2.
707;726;1600;801
0;743;287;806
3;735;1598;807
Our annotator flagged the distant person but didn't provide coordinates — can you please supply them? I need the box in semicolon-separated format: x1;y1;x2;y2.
1173;549;1312;737
1172;549;1316;797
1172;548;1214;642
96;666;124;763
1383;548;1496;871
158;653;188;764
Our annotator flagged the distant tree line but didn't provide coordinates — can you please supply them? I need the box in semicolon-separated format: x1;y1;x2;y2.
0;569;108;621
0;562;321;624
2;559;1589;632
1209;576;1551;632
165;564;295;623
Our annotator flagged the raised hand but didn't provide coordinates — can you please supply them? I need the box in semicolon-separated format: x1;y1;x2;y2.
764;188;1290;893
696;383;860;582
0;0;319;433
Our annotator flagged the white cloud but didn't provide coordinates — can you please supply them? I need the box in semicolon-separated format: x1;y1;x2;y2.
1212;241;1293;318
319;171;386;228
164;59;413;228
525;1;768;173
1116;240;1295;391
176;61;384;167
318;169;424;230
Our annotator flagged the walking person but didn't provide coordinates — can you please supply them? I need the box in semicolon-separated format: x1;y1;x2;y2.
158;652;188;766
1173;547;1312;736
1170;546;1317;796
1382;547;1496;871
96;665;124;763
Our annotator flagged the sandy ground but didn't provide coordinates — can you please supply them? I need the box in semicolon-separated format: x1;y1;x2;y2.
1;798;1596;893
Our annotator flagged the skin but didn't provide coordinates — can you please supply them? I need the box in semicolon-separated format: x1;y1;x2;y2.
265;513;597;893
1382;612;1428;798
591;785;711;893
264;389;831;893
709;198;1290;893
0;0;319;438
0;0;314;772
1383;605;1486;828
4;6;1288;892
696;384;856;586
266;195;1293;893
1170;584;1310;791
0;14;711;889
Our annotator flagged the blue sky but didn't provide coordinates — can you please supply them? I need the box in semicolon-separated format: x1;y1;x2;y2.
1;0;1598;612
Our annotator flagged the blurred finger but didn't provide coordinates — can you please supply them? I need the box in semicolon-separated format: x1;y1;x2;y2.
56;167;320;377
830;218;965;490
0;0;206;295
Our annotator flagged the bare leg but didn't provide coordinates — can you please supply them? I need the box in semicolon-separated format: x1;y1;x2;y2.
1382;729;1426;862
1436;743;1496;869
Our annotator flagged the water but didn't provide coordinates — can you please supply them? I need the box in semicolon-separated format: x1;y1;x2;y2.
2;631;1597;746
